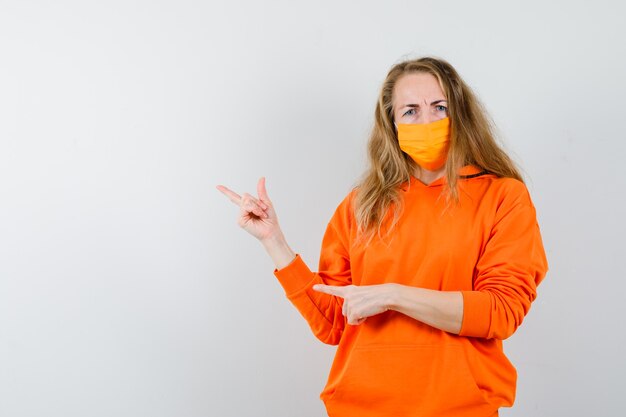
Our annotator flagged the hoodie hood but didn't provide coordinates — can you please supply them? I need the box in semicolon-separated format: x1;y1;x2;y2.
401;164;493;191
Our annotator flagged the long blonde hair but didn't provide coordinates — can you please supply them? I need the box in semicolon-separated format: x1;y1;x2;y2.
353;56;523;247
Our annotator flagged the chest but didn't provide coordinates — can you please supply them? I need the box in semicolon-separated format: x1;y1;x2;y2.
348;188;495;290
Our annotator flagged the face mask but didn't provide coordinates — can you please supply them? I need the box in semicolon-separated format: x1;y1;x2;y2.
394;117;450;171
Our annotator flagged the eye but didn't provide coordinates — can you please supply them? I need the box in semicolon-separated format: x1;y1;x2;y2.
403;108;415;116
435;105;448;112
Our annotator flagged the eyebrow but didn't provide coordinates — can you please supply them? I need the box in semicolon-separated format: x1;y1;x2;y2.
403;99;447;108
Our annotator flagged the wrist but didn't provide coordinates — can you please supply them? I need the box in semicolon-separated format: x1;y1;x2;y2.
261;231;287;249
262;232;297;271
386;283;404;311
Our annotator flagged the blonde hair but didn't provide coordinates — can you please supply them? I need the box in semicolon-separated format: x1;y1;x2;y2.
352;56;523;247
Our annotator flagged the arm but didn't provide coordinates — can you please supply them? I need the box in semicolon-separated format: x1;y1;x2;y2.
313;283;463;333
390;286;464;334
315;181;549;340
269;198;354;345
458;195;549;339
216;176;352;345
262;232;297;270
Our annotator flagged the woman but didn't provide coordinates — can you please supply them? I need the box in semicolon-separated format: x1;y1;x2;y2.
217;56;549;417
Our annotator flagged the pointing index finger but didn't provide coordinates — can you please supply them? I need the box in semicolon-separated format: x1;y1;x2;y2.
216;185;242;205
312;284;346;297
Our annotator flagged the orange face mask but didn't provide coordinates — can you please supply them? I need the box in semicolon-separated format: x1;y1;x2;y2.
395;117;451;171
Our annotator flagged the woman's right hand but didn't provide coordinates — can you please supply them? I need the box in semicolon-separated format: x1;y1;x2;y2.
216;177;281;242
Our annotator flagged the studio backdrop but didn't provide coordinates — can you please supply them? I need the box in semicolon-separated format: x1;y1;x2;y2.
1;1;624;416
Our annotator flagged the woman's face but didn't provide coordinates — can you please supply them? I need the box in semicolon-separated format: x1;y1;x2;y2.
392;72;448;125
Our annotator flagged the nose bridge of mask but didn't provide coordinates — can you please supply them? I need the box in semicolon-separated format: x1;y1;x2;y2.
396;117;450;140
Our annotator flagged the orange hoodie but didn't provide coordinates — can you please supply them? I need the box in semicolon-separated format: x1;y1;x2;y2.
273;165;549;417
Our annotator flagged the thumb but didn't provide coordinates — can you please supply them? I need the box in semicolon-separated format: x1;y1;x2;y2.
258;176;272;205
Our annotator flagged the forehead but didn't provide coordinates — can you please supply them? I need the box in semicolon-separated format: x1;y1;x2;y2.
392;72;446;107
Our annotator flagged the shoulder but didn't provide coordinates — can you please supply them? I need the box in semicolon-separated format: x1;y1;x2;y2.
486;176;534;208
481;177;542;228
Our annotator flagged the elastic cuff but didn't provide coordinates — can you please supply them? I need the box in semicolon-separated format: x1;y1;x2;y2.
273;253;316;297
459;290;491;337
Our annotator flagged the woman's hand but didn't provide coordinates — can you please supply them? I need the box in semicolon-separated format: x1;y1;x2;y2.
313;283;463;333
216;177;281;242
312;283;399;325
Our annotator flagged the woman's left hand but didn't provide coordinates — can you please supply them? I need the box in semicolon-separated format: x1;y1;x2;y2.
312;283;398;325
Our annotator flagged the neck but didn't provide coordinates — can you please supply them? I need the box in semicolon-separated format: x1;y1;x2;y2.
415;165;446;185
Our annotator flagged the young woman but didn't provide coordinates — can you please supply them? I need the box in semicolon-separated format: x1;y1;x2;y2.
217;56;549;417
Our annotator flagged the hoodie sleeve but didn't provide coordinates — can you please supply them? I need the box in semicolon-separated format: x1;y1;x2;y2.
272;192;354;345
459;180;549;340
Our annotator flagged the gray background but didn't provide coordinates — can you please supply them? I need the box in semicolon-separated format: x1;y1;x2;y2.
1;1;624;416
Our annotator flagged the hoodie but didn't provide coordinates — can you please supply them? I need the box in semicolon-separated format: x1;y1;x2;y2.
273;164;549;417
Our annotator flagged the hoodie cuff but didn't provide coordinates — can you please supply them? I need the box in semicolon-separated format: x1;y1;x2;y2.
273;253;316;297
459;290;491;337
